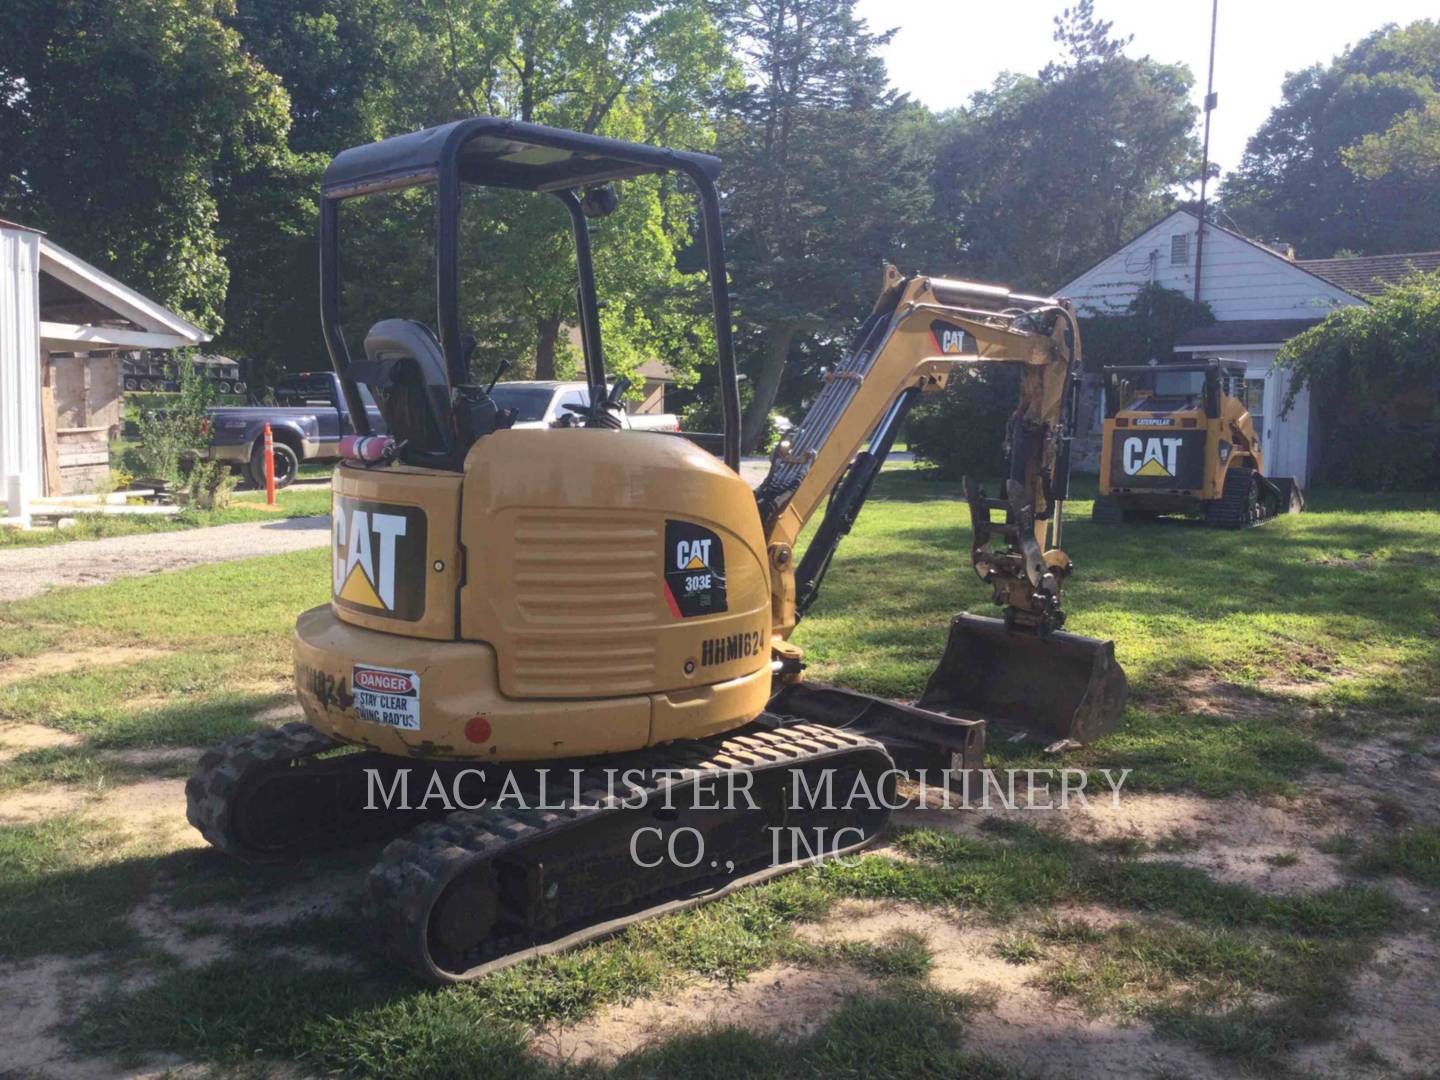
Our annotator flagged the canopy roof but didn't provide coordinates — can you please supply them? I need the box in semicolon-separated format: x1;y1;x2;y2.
321;118;722;199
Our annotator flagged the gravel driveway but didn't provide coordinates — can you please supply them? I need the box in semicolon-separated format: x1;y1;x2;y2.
0;517;331;602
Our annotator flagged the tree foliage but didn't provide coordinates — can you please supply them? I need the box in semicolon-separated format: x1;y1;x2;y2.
1276;273;1440;489
931;1;1198;290
1219;20;1440;257
1346;98;1440;181
906;367;1020;481
1080;283;1215;373
717;0;933;449
0;0;296;330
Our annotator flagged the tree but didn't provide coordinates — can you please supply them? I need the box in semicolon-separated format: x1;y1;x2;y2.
1346;99;1440;182
1219;20;1440;257
1276;273;1440;489
205;0;732;386
209;0;405;380
1081;283;1215;373
0;0;295;331
718;1;932;450
384;0;734;383
932;1;1198;290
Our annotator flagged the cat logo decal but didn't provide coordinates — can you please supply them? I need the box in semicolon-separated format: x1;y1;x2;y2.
333;496;428;621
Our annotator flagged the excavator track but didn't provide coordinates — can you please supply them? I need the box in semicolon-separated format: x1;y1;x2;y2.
186;722;461;861
362;721;895;984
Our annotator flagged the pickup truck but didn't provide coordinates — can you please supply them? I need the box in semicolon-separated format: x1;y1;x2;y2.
488;380;680;431
206;374;677;488
205;372;383;488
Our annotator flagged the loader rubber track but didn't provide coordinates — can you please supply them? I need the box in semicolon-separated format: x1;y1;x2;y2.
1205;466;1277;529
186;722;462;861
362;721;894;984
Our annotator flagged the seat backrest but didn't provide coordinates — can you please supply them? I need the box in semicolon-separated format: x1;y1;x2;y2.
361;319;454;448
363;320;450;394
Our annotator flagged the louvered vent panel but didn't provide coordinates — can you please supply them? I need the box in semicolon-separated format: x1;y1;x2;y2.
507;514;661;694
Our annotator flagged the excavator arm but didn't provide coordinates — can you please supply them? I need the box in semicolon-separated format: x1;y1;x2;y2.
757;266;1125;750
756;266;1082;639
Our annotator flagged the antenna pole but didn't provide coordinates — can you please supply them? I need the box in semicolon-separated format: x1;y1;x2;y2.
1193;0;1218;305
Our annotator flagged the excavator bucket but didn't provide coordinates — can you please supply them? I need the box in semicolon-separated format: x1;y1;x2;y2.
917;613;1127;748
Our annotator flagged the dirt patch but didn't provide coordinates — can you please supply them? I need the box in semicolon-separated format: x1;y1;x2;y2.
0;776;190;834
898;783;1350;894
1314;736;1440;828
0;646;169;688
533;962;879;1066
0;954;105;1077
0;722;81;763
798;900;1224;1080
0;954;183;1079
1293;932;1440;1077
533;899;1220;1077
252;700;305;724
1137;670;1293;719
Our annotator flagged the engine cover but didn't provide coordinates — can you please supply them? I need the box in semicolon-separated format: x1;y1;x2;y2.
301;430;774;759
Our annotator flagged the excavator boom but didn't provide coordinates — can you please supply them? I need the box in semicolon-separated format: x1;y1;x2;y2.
756;267;1126;747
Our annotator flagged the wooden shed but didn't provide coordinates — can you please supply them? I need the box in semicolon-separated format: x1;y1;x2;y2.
0;219;208;517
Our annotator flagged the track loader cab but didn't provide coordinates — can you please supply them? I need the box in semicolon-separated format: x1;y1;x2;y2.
1095;360;1303;527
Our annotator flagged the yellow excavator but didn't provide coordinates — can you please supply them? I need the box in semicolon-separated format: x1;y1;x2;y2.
187;119;1126;984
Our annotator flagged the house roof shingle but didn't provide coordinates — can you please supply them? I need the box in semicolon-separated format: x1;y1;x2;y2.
1295;252;1440;297
1174;318;1326;348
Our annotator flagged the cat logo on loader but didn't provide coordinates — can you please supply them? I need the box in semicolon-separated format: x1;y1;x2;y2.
1122;436;1182;478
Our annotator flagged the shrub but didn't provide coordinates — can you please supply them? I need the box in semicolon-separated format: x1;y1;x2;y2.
134;355;216;488
907;366;1019;480
1277;273;1440;490
1079;283;1215;373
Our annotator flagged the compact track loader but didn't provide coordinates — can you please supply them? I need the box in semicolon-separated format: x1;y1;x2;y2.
1093;360;1304;527
187;119;1126;984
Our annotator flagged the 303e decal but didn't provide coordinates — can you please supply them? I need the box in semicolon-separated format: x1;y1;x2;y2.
663;520;727;618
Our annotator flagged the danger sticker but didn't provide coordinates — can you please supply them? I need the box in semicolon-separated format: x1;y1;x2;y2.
352;665;421;730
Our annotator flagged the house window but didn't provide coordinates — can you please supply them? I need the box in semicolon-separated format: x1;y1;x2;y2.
1244;378;1265;442
1170;234;1189;265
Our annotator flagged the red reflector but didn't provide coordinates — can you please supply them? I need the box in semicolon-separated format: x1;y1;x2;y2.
1115;417;1128;427
464;716;492;743
1181;418;1198;428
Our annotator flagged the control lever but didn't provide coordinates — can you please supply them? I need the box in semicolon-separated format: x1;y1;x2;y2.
605;376;632;408
486;358;511;394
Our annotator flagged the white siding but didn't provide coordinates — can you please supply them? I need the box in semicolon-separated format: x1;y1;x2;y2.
1;226;44;513
1263;362;1311;489
1061;211;1360;321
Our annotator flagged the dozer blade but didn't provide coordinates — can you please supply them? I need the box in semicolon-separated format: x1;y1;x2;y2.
917;613;1127;748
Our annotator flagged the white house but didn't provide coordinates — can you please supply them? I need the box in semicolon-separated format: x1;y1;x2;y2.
1058;209;1440;488
1;219;208;520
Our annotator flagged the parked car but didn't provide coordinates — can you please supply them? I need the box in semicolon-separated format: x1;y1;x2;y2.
489;380;680;431
205;372;383;488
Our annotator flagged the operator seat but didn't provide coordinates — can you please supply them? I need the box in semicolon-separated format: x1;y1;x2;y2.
361;319;454;450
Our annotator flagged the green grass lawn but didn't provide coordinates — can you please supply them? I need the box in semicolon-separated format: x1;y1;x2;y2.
0;469;1437;1076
